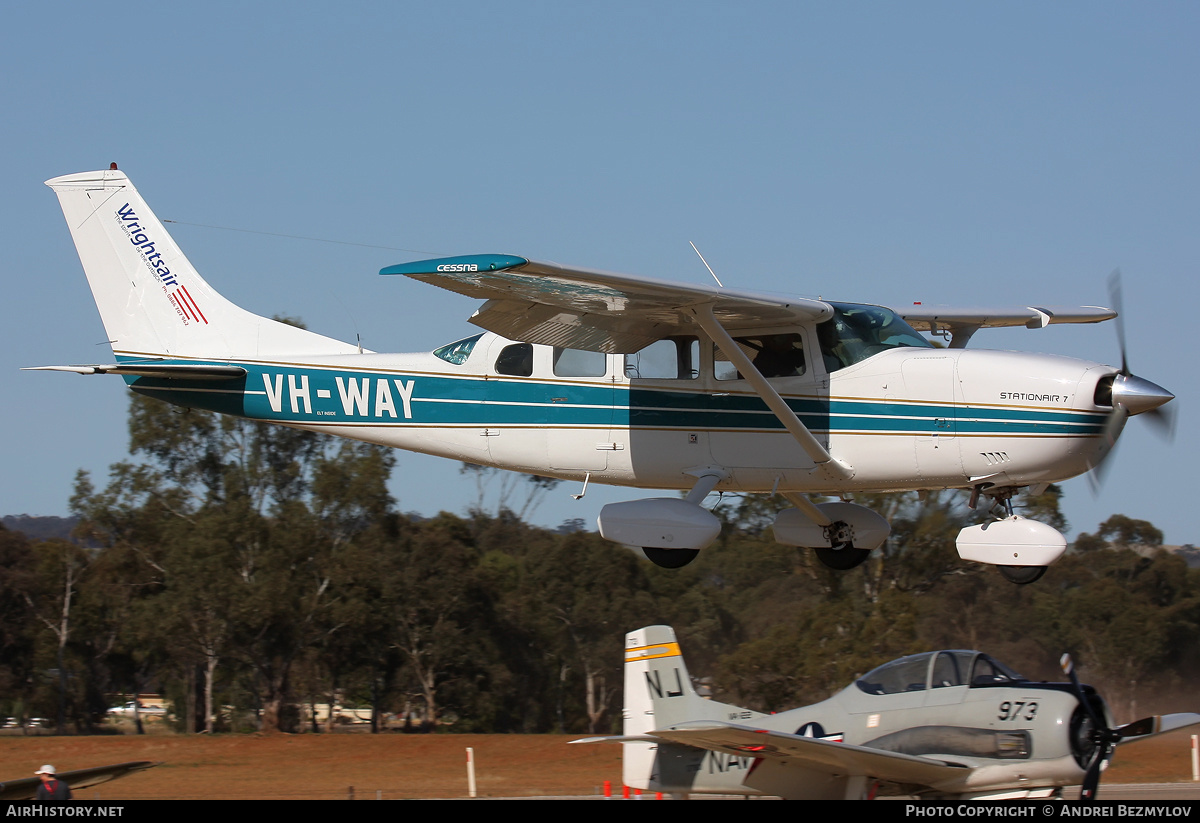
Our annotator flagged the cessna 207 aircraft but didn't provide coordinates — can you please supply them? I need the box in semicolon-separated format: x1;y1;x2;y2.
37;167;1174;583
573;626;1200;800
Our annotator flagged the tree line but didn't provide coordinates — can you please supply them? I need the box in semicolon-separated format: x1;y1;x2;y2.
2;394;1196;735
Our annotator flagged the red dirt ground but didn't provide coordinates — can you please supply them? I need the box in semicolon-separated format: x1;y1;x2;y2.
0;730;1194;800
0;732;621;800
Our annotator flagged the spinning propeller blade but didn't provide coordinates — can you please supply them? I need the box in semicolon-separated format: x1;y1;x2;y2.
1086;270;1174;491
1058;653;1178;800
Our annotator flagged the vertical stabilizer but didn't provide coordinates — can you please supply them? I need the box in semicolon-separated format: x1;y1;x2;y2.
45;169;360;361
622;626;759;791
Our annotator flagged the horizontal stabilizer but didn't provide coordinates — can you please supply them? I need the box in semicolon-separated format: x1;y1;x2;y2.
24;363;247;380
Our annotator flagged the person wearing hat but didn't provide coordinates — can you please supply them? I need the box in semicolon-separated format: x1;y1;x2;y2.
35;765;72;801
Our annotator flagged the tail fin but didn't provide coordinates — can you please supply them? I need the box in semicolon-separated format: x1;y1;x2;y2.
622;626;756;791
45;169;359;361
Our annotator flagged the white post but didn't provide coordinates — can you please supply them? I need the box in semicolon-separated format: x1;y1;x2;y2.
1191;735;1198;782
467;747;477;798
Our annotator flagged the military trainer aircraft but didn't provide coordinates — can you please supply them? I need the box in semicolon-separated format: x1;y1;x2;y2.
572;626;1200;800
36;167;1174;583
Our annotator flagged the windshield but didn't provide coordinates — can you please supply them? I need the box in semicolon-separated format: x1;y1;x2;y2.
818;303;932;372
433;334;484;365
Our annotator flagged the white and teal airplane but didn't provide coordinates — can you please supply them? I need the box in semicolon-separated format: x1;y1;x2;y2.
574;626;1200;800
37;167;1174;583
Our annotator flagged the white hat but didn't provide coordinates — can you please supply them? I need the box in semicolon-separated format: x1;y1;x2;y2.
35;765;56;776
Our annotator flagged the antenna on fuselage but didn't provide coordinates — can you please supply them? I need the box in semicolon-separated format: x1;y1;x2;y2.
689;242;724;288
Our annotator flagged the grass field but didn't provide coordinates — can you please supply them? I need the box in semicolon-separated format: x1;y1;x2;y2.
1;730;1195;800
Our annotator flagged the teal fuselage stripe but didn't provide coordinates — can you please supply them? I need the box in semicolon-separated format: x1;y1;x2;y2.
121;358;1107;437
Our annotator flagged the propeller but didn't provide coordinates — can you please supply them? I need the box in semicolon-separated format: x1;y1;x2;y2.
1086;270;1175;489
1059;653;1194;800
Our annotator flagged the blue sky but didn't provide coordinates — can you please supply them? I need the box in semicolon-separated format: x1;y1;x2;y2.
2;2;1196;544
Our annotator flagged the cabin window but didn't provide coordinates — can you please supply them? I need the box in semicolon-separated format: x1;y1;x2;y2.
553;347;607;377
714;333;806;381
624;337;699;379
433;333;484;365
495;343;533;377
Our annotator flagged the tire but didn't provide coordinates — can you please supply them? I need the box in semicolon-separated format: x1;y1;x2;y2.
813;544;871;570
998;565;1047;585
643;547;700;568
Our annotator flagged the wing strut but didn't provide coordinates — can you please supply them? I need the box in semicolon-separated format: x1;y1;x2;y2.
691;304;853;482
782;492;834;526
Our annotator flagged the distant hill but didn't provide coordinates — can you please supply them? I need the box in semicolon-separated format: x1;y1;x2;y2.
1167;544;1200;568
2;515;79;541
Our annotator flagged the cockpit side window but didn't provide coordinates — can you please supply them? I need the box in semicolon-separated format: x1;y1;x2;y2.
495;343;534;377
969;655;1025;687
819;304;933;372
433;334;484;365
931;652;970;688
714;333;806;381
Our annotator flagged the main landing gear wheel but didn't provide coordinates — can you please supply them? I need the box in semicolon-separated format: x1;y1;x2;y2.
998;565;1047;585
643;547;700;568
814;544;871;571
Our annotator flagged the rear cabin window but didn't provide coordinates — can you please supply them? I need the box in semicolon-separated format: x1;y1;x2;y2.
553;347;607;377
625;337;699;379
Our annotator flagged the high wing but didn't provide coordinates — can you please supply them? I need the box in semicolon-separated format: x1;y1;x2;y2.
897;304;1116;347
0;761;159;801
383;254;1115;354
381;255;833;353
643;721;969;788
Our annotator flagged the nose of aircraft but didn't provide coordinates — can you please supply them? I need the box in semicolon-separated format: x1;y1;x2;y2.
1110;373;1174;416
